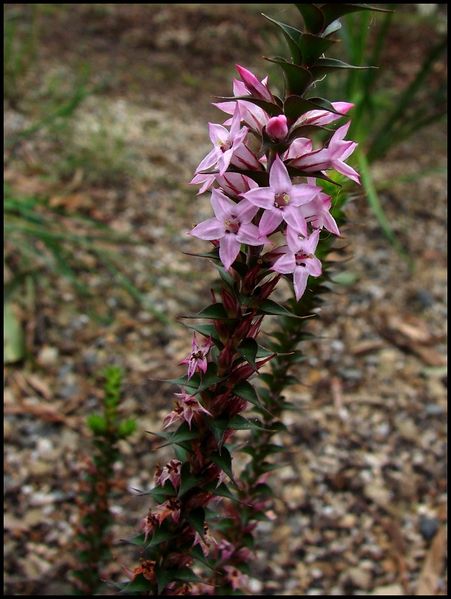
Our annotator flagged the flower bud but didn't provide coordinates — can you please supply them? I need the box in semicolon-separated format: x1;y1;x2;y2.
265;115;288;140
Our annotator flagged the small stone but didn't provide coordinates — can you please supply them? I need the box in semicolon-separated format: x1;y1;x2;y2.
37;346;59;366
419;515;439;541
346;566;372;590
371;583;404;595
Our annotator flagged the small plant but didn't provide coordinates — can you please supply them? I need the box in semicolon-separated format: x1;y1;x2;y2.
71;365;136;594
114;4;390;595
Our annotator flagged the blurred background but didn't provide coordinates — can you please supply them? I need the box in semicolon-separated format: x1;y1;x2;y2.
4;4;447;595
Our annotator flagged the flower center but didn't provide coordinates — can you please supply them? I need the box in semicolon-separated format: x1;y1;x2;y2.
224;217;240;234
274;192;290;209
295;250;312;267
219;139;232;153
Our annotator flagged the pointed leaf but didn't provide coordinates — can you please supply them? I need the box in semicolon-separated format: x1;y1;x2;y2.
298;32;337;65
237;337;258;368
265;57;313;95
210;447;233;480
186;508;206;537
321;3;392;30
294;3;325;34
284;95;346;121
262;14;303;63
182;303;230;320
310;57;376;80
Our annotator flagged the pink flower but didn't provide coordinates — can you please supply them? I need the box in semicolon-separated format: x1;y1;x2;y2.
299;182;340;236
214;83;270;134
272;229;322;301
190;172;258;197
193;524;218;557
242;154;319;237
235;64;273;102
163;390;212;430
195;105;248;176
154;459;182;489
265;115;288;140
180;334;213;379
190;189;265;270
287;122;360;184
293;101;354;127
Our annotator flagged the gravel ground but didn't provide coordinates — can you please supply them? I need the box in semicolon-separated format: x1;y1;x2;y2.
4;4;447;596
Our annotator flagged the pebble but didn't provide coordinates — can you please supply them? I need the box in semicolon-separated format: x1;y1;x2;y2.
346;566;372;590
37;346;59;367
419;515;439;541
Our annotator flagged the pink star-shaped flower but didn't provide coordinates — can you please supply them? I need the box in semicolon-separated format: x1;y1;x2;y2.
242;154;319;237
272;229;322;301
191;189;266;270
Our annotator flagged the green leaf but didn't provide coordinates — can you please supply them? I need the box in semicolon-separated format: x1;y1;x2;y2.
320;4;392;30
262;14;303;63
299;32;337;65
294;4;324;34
4;302;25;364
86;413;107;434
133;484;175;503
118;418;136;438
265;57;313;96
284;95;345;121
210;447;233;481
186;507;205;537
310;57;375;80
182;302;230;320
183;322;221;343
330;271;359;286
147;525;176;548
208;482;237;501
237;337;258;368
121;574;154;594
259;299;310;319
233;380;259;405
178;463;201;498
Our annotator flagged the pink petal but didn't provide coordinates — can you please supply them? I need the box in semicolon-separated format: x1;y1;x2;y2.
330;121;351;144
231;144;261;170
284;137;313;160
306;255;322;277
269;154;291;193
211;189;236;220
190;173;216;194
236;65;273;102
290;183;319;206
191;217;225;241
283;207;308;237
213;101;236;116
243;187;275;210
217;148;234;176
208;123;229;145
233;79;248;97
305;229;321;253
293;268;309;301
272;251;296;275
259;209;284;236
236;199;259;223
286;226;305;252
196;148;219;174
236;222;263;246
321;211;340;236
333;159;360;185
219;234;241;270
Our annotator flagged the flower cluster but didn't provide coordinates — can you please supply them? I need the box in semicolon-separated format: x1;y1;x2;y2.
191;65;359;301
